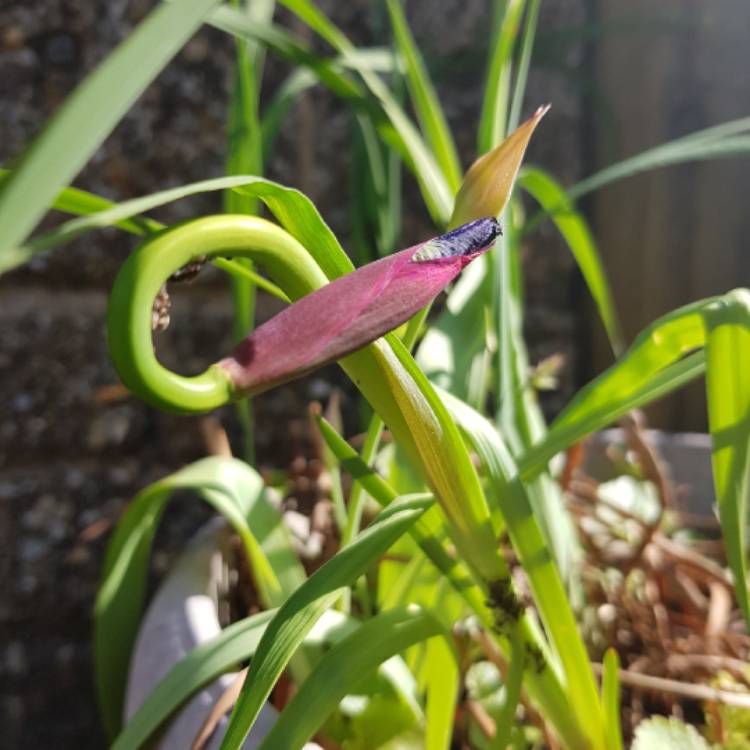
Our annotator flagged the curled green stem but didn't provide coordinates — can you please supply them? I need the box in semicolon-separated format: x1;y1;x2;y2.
107;215;328;413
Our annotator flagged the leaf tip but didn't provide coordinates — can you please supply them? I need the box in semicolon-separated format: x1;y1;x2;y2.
450;105;550;227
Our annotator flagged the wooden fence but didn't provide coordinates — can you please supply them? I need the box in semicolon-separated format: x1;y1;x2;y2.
587;0;749;430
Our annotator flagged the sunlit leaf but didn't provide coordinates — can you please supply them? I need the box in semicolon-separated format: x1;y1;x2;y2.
219;495;433;749
602;649;624;750
94;457;286;737
256;607;442;750
704;289;750;625
386;0;462;191
0;0;220;265
518;166;624;354
450;106;548;228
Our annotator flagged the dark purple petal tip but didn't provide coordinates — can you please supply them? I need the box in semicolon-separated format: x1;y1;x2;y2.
411;217;502;262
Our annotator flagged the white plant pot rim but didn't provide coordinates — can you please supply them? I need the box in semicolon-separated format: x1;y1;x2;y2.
124;518;320;750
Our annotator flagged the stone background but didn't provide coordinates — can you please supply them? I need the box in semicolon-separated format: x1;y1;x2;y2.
4;0;738;747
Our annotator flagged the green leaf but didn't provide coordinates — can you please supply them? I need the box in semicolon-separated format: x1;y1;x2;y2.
115;606;420;750
439;389;605;746
315;414;490;623
506;0;541;133
223;2;274;455
518;300;712;480
518;166;624;354
94;456;284;737
569;117;750;202
6;175;352;277
477;0;526;153
274;0;453;223
112;609;276;750
631;717;711;750
520;351;706;481
0;0;220;265
0;168;157;235
424;635;459;750
516;290;750;629
219;494;433;749
257;607;443;750
233;178;353;279
386;0;462;192
601;649;624;750
704;289;750;626
494;632;525;750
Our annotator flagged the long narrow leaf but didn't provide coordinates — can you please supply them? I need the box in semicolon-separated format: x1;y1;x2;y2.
506;0;541;133
219;495;433;749
602;649;624;750
386;0;462;191
518;166;624;354
0;0;220;262
0;168;157;235
478;0;526;152
569;122;750;202
519;351;706;481
94;457;283;737
704;290;750;625
424;635;460;750
268;0;454;223
518;301;712;479
112;609;275;750
440;389;605;744
494;632;525;750
256;607;443;750
7;175;351;277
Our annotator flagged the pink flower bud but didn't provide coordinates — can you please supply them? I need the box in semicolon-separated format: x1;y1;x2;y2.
220;218;501;395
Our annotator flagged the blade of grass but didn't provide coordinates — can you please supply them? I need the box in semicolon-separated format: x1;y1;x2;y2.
94;456;285;737
115;607;407;750
386;0;462;191
256;607;443;750
440;388;605;744
506;0;541;132
602;649;624;750
211;257;290;302
6;174;351;275
494;631;525;750
569;132;750;202
0;168;158;235
704;290;750;626
266;0;454;224
518;165;624;354
518;301;713;480
219;494;433;749
0;0;220;263
424;635;459;750
261;48;399;160
341;413;385;545
520;350;707;480
478;0;526;153
112;609;276;750
523;126;750;239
